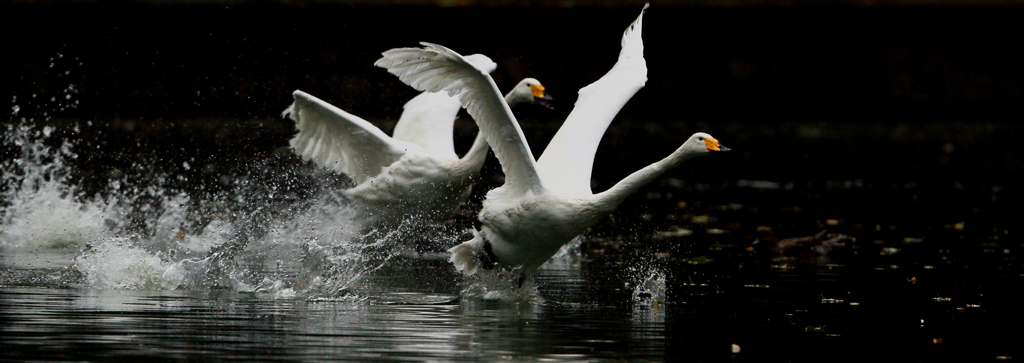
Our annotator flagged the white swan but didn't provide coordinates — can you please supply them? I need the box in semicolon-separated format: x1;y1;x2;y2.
375;4;728;284
283;56;552;230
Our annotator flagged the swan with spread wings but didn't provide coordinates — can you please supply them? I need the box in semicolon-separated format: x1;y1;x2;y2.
284;56;552;230
376;4;728;284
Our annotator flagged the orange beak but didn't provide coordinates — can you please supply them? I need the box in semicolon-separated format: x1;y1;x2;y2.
704;137;721;152
530;84;546;99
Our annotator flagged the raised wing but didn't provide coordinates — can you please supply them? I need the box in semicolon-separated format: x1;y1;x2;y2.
283;90;417;184
391;54;498;160
535;4;649;196
374;44;544;195
391;91;462;159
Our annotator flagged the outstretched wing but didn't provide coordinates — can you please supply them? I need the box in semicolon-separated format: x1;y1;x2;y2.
283;90;417;184
535;4;649;196
375;44;543;195
392;54;498;160
391;91;462;159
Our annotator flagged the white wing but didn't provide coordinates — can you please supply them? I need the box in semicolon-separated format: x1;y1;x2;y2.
283;90;418;184
391;91;462;159
535;4;648;196
374;43;543;195
391;54;498;160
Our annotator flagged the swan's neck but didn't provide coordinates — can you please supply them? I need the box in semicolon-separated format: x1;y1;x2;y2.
593;147;702;210
458;90;524;169
504;91;525;108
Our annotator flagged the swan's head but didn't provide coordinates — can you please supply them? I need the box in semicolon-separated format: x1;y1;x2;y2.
684;132;730;154
511;78;554;109
464;54;498;74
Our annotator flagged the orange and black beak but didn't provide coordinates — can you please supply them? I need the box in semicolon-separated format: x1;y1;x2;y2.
704;137;731;152
530;84;554;110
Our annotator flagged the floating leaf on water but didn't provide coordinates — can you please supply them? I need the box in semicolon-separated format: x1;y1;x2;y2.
820;295;844;304
736;180;780;189
881;247;900;256
686;256;709;265
654;227;691;239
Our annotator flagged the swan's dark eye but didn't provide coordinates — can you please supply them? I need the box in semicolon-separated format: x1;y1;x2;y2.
698;137;704;141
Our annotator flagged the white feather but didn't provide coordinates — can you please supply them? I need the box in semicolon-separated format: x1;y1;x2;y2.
535;3;649;196
377;4;723;282
285;90;412;184
285;57;548;229
375;44;544;196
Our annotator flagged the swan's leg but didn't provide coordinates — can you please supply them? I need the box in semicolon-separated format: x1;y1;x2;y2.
516;273;526;288
477;237;497;270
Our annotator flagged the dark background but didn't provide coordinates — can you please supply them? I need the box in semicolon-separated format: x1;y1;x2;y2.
3;1;1022;362
3;2;1020;186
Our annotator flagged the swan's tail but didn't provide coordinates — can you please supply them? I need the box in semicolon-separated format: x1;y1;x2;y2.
447;234;486;276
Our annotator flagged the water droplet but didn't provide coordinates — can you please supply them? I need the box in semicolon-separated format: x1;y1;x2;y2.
183;162;191;170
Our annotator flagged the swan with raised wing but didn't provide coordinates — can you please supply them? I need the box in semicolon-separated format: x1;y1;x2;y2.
283;56;553;230
375;4;728;285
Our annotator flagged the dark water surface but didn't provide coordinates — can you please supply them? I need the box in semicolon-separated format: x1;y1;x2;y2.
2;150;1020;362
1;264;673;362
3;2;1023;362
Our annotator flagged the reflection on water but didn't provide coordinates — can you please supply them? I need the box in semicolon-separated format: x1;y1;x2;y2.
2;118;1021;362
0;270;670;362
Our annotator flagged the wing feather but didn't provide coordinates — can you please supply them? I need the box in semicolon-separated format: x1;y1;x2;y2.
535;4;649;196
392;91;462;159
283;90;416;184
375;43;543;195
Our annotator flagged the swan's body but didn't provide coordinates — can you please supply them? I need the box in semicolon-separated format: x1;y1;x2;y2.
376;4;727;282
283;56;551;229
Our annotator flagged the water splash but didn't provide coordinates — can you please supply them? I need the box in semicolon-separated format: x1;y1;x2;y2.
0;124;118;253
630;269;667;305
75;237;170;289
0;119;493;299
459;267;544;304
